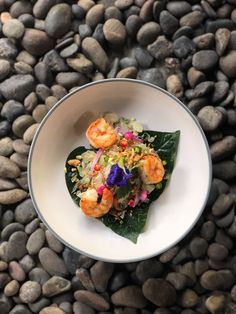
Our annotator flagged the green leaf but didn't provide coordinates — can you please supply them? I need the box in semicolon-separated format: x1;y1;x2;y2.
100;130;180;243
116;182;132;200
65;146;89;205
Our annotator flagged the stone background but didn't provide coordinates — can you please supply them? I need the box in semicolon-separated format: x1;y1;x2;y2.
0;0;236;313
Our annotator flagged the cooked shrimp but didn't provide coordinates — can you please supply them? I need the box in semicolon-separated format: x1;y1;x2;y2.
79;187;113;218
86;118;117;149
139;155;165;184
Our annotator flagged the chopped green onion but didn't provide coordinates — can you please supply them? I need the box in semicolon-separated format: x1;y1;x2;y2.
156;182;162;189
162;160;167;166
64;167;67;173
134;146;141;153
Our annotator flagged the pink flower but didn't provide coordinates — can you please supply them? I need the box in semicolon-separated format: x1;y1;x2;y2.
140;190;148;201
124;131;134;140
96;185;106;195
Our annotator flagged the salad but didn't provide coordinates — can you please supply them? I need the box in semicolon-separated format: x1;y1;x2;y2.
65;113;180;243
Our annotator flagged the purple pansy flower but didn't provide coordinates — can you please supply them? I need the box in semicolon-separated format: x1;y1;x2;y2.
106;164;132;187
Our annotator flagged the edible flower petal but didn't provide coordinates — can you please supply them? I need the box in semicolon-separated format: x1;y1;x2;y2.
106;164;132;187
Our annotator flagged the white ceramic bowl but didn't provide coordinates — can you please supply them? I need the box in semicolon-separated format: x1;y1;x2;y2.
29;79;211;263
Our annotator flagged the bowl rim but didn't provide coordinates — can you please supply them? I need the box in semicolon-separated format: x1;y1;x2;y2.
28;78;212;263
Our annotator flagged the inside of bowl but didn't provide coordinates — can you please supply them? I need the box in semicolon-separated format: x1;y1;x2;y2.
29;80;211;262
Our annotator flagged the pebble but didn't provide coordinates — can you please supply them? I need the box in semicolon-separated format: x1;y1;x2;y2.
5;231;27;261
14;199;36;224
29;267;50;285
0;178;17;191
10;152;28;169
160;10;178;36
19;254;35;274
103;18;126;45
193;33;215;50
137;68;165;88
34;62;53;85
23;123;39;144
86;4;104;29
32;105;47;122
134;47;153;68
82;37;109;73
43;276;71;297
0;60;11;80
207;243;229;261
200;270;224;290
2;19;25;39
213;160;236;180
142;279;176;307
215;28;231;56
166;272;189;290
22;29;54;56
56;72;88;89
10;1;32;18
116;66;137;78
166;1;192;18
1;100;26;123
74;290;110;311
13;115;35;139
180;11;203;28
206;19;234;33
90;261;114;292
125;15;143;38
192;50;218;71
26;228;45;255
205;295;225;314
4;280;20;297
0;156;21;179
137;22;160;46
220;50;236;78
190;237;208;259
76;268;94;291
174;36;196;59
73;301;95;314
60;43;78;58
72;4;85;19
139;0;153;22
187;67;205;88
24;92;38;113
147;36;173;61
9;261;25;281
45;230;63;253
180;289;198;308
166;74;183;98
44;50;68;72
39;248;68;277
0;38;18;59
0;137;13;157
0;120;11;138
79;24;92;40
105;6;122;21
0;74;35;102
0;273;11;289
0;293;12;314
197;106;223;131
45;96;58;110
66;54;93;73
212;193;234;216
39;307;65;314
62;247;80;275
111;285;147;308
1;222;24;241
210;135;236;161
135;259;163;283
110;271;128;292
45;4;72;38
19;281;41;304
